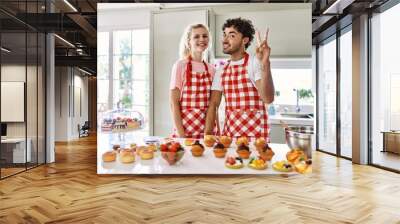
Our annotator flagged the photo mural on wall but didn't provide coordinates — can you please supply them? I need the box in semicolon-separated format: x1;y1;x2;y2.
97;3;314;175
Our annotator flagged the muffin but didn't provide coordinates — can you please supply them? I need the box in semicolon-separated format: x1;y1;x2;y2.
204;135;216;147
184;138;195;146
294;159;312;174
254;137;266;150
236;144;251;159
213;143;227;158
258;144;275;161
219;136;232;148
236;136;249;146
191;140;205;157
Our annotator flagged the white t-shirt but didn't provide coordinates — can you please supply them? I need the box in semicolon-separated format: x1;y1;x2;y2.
211;54;262;91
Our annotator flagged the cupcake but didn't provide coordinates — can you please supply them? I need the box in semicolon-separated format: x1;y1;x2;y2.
191;140;205;157
219;136;232;148
258;144;275;161
213;142;227;158
254;137;266;150
236;136;249;146
294;159;312;174
236;144;251;159
204;135;216;147
184;138;195;146
286;149;306;164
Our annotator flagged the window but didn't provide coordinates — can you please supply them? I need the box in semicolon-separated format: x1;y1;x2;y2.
97;29;150;136
317;36;337;155
272;68;313;106
371;3;400;171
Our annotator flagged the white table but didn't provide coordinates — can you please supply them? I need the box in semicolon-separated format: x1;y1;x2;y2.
97;133;298;175
1;138;31;163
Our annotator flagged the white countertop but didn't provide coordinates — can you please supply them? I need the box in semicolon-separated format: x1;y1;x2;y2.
97;133;298;175
268;114;314;126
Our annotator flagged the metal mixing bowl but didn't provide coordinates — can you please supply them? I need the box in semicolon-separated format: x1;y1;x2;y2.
285;126;314;158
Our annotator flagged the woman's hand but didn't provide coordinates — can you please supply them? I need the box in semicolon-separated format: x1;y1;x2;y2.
255;28;271;67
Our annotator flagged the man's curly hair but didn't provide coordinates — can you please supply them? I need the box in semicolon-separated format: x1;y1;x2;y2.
222;17;255;49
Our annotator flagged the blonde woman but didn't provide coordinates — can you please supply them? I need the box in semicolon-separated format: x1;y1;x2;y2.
170;24;218;138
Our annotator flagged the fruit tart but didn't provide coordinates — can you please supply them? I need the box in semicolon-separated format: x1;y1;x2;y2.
286;149;307;164
213;142;227;158
219;136;232;148
191;140;205;157
236;136;249;146
204;135;216;147
258;143;275;161
225;156;244;169
236;144;251;159
294;159;312;174
248;157;268;170
272;160;293;172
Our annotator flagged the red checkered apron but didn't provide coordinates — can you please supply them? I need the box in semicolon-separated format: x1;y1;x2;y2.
221;53;269;140
172;58;217;138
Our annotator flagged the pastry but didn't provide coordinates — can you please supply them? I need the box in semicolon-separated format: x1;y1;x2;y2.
140;148;154;160
184;138;195;146
102;151;116;162
236;144;251;159
254;137;266;150
294;159;312;174
136;146;147;156
272;160;293;172
119;149;135;163
258;144;275;161
286;149;306;164
236;136;249;146
191;140;205;157
130;143;137;149
219;136;232;148
248;157;267;170
147;143;157;152
204;135;216;147
213;143;227;158
225;156;244;169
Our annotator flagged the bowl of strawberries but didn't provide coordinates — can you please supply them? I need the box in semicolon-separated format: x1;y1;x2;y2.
160;141;185;165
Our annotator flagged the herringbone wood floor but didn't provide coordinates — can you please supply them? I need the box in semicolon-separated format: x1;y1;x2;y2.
1;135;399;224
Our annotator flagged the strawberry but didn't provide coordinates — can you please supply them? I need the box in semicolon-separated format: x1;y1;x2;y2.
160;144;168;152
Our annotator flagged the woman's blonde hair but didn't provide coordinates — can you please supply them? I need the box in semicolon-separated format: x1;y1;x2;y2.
179;24;212;60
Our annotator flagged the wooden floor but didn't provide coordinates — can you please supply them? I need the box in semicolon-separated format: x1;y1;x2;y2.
0;135;400;224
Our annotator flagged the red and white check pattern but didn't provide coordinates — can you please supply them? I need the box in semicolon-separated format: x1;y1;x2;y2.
221;53;269;139
176;59;212;138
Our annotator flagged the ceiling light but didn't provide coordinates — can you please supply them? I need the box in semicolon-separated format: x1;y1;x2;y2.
54;34;75;48
78;67;92;76
1;47;11;53
63;0;78;12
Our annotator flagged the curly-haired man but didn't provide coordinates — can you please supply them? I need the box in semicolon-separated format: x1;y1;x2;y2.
205;17;275;140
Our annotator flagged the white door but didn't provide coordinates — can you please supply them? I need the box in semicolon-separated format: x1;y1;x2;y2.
152;9;209;136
